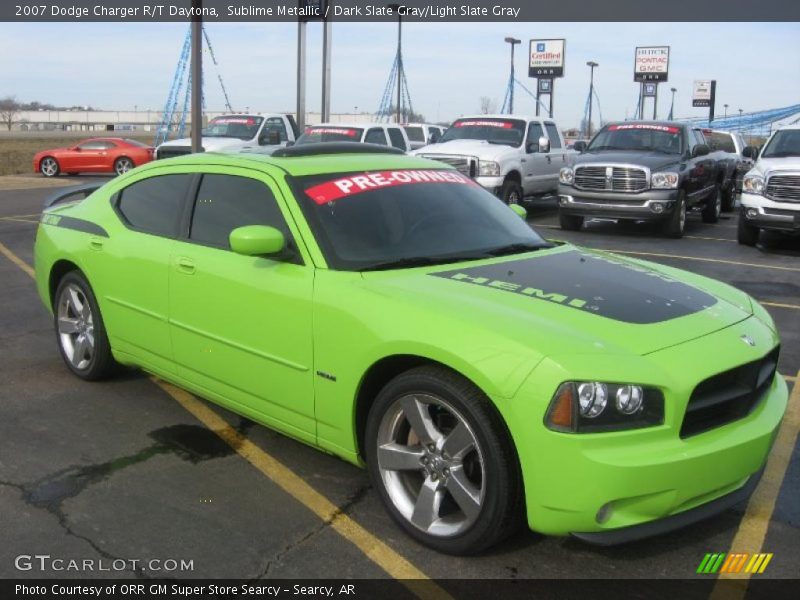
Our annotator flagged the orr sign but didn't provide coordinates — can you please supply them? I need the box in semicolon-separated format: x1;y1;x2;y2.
634;46;670;82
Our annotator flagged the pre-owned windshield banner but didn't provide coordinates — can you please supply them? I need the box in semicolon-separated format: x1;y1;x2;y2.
3;1;797;22
305;170;477;204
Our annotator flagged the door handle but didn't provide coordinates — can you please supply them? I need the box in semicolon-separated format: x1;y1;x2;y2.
176;257;196;274
547;156;552;163
89;237;103;251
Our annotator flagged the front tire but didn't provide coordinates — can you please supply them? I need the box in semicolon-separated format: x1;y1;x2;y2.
365;366;523;555
40;157;60;177
559;211;584;231
737;209;760;246
53;271;117;380
114;157;134;176
721;181;736;212
500;179;523;205
663;191;687;238
702;184;722;224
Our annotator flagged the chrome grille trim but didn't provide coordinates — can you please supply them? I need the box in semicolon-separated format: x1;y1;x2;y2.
574;163;650;193
765;172;800;203
418;154;477;177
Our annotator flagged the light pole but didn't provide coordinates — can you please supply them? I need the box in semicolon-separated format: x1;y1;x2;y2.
724;104;729;118
586;61;598;138
739;108;743;118
505;37;521;114
668;87;676;120
388;4;403;123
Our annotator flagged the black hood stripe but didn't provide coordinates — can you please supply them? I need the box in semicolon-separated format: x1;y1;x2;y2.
430;249;717;324
41;214;109;238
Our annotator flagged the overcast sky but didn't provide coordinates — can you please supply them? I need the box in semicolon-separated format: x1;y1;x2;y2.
1;21;798;127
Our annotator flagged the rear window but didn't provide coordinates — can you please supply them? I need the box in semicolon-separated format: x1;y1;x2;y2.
124;139;150;148
404;126;425;142
708;132;736;153
297;127;364;144
116;174;192;237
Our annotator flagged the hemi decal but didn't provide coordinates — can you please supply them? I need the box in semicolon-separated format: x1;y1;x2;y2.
304;170;477;204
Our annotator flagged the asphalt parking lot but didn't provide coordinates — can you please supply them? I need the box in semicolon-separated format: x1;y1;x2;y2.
0;176;798;593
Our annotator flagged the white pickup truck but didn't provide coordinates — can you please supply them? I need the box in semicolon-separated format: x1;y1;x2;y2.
155;114;300;160
411;115;570;204
738;124;800;245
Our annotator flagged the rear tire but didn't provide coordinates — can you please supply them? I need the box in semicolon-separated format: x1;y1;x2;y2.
737;209;760;246
558;211;584;231
500;179;523;205
663;191;687;238
365;366;523;555
721;182;736;212
114;157;134;176
40;157;60;177
702;185;722;224
53;271;118;380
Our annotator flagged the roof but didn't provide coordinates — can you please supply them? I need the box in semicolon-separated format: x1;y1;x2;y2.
139;148;448;177
455;114;540;121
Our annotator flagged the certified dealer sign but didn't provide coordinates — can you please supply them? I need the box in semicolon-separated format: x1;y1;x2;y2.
634;46;670;82
529;39;566;78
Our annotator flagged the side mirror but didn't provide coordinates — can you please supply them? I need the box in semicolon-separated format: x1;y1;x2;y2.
72;146;82;151
573;141;587;153
538;136;551;154
229;225;286;257
285;140;295;147
742;145;759;159
509;204;527;220
692;143;710;158
428;130;441;144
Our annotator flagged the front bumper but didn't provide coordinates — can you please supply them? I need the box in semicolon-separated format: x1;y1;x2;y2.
501;316;786;540
475;175;504;192
557;185;679;220
740;192;800;232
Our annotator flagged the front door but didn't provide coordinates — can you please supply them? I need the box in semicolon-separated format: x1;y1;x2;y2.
522;121;551;195
168;169;316;441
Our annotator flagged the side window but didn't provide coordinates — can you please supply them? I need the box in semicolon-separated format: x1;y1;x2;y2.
189;174;295;255
260;117;288;143
364;128;388;145
117;174;192;237
387;127;407;151
101;140;118;149
526;122;544;147
78;141;106;150
544;123;562;149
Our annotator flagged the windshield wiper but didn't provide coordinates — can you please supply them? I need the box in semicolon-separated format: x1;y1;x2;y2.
484;242;552;257
763;152;800;158
358;254;487;272
487;140;517;146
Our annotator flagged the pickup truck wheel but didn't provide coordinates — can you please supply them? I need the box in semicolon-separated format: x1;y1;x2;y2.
701;185;722;224
365;366;523;555
500;179;523;205
663;191;686;238
558;211;584;231
721;182;736;212
737;209;760;246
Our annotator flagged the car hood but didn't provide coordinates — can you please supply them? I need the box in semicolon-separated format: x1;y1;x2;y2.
413;139;518;161
36;147;71;156
573;150;682;172
359;246;753;358
751;157;800;176
158;137;249;151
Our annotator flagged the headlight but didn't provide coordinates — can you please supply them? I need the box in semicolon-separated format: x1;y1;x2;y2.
545;381;664;433
559;167;574;185
650;172;679;189
743;174;765;195
478;161;501;177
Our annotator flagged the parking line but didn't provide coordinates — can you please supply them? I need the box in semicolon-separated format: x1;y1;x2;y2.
0;213;41;221
709;374;800;600
153;379;450;599
0;243;448;598
603;249;800;273
0;217;39;224
759;301;800;311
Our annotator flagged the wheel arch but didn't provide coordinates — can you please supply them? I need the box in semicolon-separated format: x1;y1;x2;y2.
503;169;522;184
49;259;83;308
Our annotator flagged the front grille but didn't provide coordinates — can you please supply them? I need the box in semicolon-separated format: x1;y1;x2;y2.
156;146;193;160
680;346;779;439
766;173;800;203
419;154;476;177
574;165;648;193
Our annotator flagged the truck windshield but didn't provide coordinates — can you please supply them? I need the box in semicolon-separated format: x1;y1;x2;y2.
297;127;365;144
440;118;526;147
203;116;264;140
588;124;683;154
760;130;800;158
292;169;549;271
403;126;425;142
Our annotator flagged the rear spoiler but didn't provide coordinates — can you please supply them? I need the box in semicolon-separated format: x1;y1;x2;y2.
43;183;104;210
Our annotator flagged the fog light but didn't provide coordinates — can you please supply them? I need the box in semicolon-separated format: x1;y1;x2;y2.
559;196;569;206
650;202;665;214
616;385;644;414
746;208;758;219
596;503;613;524
578;382;607;418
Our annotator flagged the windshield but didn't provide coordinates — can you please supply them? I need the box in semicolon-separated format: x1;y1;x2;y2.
403;126;425;142
297;127;365;145
292;169;549;271
760;130;800;158
588;124;683;154
440;118;526;147
204;116;264;140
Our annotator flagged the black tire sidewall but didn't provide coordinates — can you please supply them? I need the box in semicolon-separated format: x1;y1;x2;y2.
737;209;759;246
53;271;115;380
500;179;523;205
364;367;521;555
664;191;686;238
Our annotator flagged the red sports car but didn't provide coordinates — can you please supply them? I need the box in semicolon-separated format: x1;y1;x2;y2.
33;137;154;177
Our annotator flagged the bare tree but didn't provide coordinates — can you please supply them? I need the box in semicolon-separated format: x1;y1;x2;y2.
0;96;20;131
479;97;497;114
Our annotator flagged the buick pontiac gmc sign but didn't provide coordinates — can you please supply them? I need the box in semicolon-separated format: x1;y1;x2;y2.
634;46;670;82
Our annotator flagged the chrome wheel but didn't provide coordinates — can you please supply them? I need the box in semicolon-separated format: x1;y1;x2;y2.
507;189;521;205
714;188;722;218
679;197;686;232
376;393;485;537
40;157;58;177
115;158;133;175
57;284;95;370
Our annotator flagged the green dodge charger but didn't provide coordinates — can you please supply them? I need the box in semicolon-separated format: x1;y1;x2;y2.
34;143;788;554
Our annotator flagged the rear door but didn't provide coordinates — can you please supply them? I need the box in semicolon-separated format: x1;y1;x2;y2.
364;128;389;146
386;126;409;152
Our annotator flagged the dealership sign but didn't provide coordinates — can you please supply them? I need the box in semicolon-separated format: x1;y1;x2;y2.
634;46;669;82
692;80;713;107
529;39;565;78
